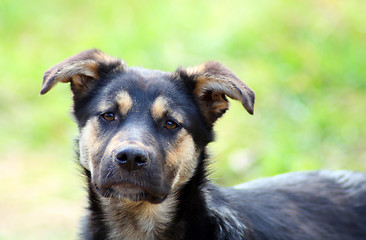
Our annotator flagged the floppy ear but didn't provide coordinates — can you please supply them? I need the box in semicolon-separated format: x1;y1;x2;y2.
178;61;255;123
40;49;125;97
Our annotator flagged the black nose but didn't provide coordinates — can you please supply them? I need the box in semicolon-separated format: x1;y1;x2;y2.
115;147;148;171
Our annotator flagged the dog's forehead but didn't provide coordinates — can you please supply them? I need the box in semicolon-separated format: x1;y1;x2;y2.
99;66;187;109
108;67;174;93
128;66;170;78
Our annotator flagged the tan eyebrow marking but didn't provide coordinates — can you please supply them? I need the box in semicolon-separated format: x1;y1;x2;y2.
151;96;168;120
151;96;184;123
115;91;133;115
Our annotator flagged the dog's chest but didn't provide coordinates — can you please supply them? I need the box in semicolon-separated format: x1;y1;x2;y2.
102;196;177;240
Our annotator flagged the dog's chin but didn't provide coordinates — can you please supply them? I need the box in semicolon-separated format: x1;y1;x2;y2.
95;183;168;204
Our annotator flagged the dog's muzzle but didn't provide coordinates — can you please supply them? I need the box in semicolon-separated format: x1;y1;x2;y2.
93;144;169;204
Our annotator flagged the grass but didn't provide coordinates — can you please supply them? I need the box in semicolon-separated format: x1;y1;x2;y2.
1;0;365;238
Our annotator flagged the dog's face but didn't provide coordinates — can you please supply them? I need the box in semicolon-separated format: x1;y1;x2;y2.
74;69;212;204
41;49;255;204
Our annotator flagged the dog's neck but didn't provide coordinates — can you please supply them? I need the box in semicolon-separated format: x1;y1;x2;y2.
100;194;178;240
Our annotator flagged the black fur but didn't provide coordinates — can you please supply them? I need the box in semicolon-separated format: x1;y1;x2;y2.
41;50;366;240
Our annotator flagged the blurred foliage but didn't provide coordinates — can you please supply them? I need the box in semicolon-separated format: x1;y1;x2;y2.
0;0;365;239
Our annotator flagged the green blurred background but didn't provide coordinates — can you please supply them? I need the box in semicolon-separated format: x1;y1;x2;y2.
1;0;365;239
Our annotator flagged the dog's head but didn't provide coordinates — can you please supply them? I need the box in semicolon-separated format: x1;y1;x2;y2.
41;49;254;204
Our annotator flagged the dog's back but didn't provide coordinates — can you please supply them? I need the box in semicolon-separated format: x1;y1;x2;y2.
218;170;366;239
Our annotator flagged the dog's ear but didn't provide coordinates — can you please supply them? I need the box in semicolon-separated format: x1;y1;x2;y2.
40;49;124;97
178;61;255;123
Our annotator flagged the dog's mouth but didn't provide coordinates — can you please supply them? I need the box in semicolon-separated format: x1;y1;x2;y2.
95;181;168;204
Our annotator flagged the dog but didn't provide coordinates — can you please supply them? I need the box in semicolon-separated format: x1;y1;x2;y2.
41;49;366;240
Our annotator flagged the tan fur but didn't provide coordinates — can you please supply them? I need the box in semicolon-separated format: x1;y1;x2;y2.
79;118;100;171
102;194;178;240
92;49;123;68
193;76;242;101
151;96;184;123
184;63;206;76
194;81;231;123
41;60;99;95
60;60;99;82
40;49;125;95
166;130;198;190
211;92;229;112
150;96;169;121
115;91;133;116
182;61;255;116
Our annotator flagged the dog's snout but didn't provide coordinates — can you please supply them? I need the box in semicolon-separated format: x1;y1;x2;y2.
115;147;148;171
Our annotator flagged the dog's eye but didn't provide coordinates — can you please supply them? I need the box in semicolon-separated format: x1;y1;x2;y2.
101;112;115;121
165;120;179;130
